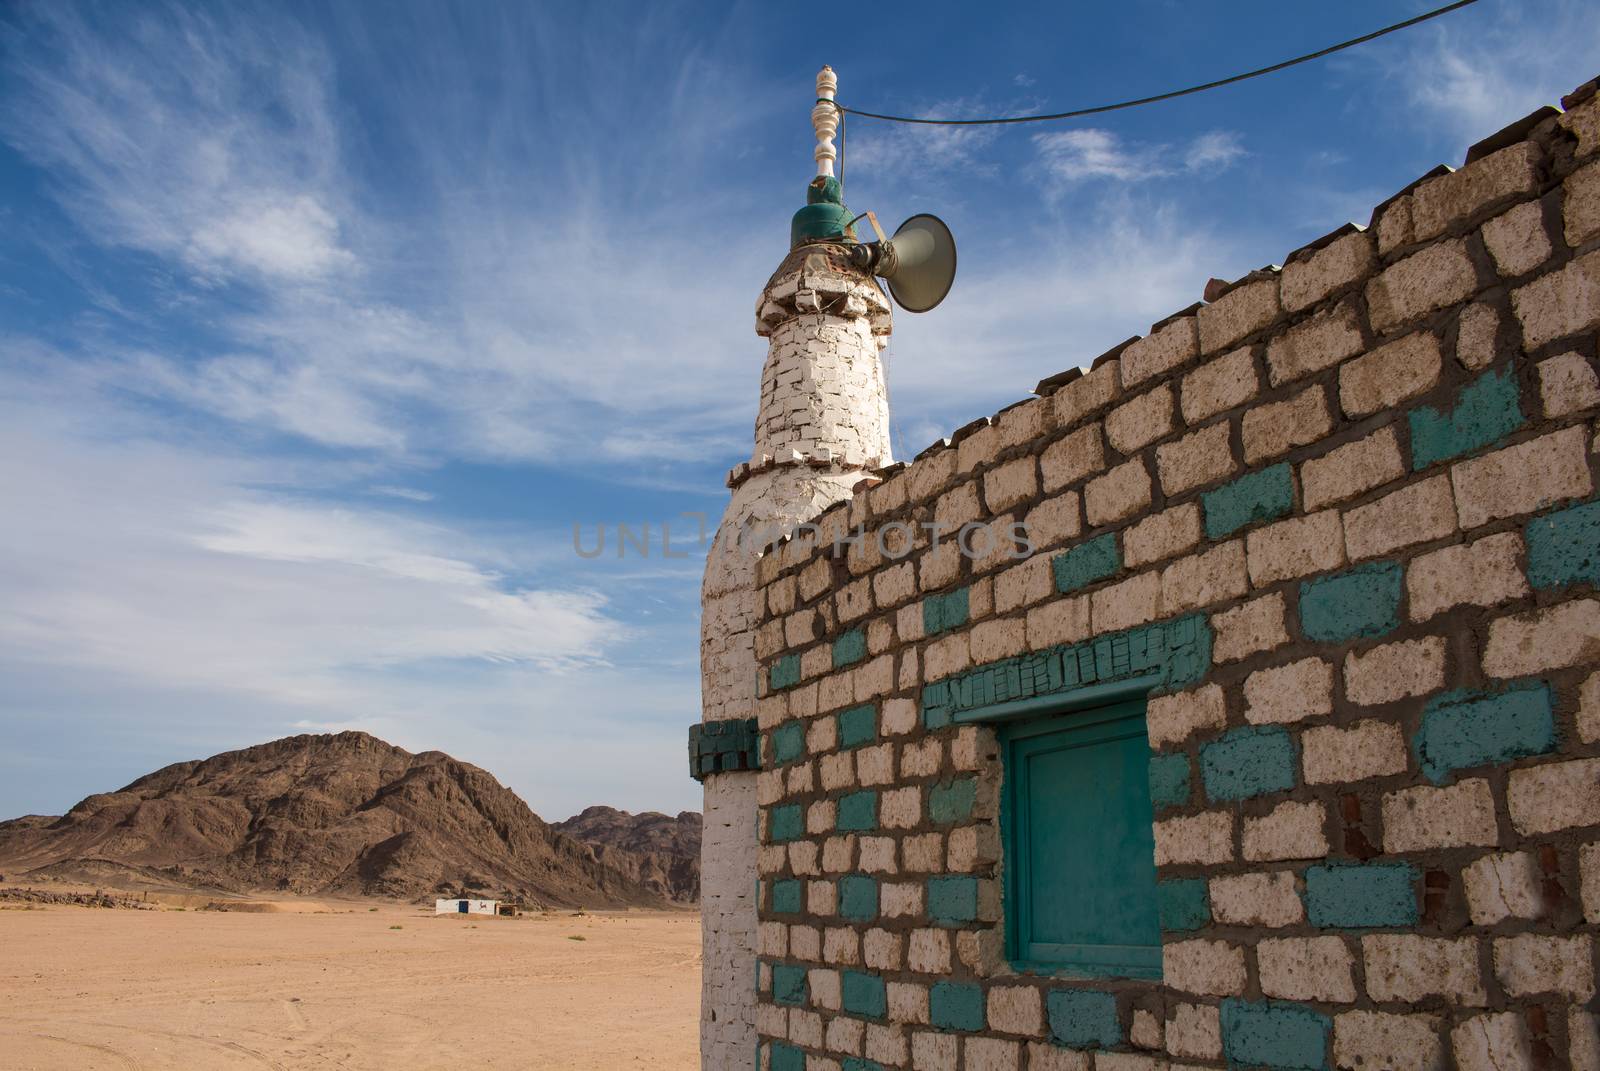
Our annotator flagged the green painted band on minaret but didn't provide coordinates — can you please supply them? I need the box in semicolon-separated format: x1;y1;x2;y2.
790;175;856;246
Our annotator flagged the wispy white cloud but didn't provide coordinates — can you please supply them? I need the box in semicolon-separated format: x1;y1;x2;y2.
1031;128;1246;192
370;485;435;502
1387;0;1600;153
1184;131;1247;174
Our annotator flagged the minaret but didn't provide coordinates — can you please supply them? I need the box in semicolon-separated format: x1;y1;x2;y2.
695;66;893;1069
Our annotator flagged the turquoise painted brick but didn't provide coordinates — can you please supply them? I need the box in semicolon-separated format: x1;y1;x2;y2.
1527;499;1600;589
1303;862;1418;928
769;654;800;691
838;704;878;749
1046;989;1121;1048
1203;463;1294;540
833;628;867;668
930;982;985;1031
1409;365;1525;469
1158;878;1211;932
1221;999;1331;1071
927;876;978;926
842;1060;883;1071
928;779;977;823
838;875;879;922
1416;681;1556;784
769;804;803;843
1200;726;1296;801
771;879;802;915
1147;753;1191;809
1299;562;1403;643
924;587;970;636
772;964;808;1006
771;722;804;765
841;970;887;1019
836;790;878;832
1052;532;1121;593
769;1042;805;1071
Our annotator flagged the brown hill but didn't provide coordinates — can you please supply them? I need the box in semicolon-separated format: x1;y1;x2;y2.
555;806;701;902
0;732;690;907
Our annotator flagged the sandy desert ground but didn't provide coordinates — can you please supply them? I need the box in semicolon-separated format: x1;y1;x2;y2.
0;898;700;1069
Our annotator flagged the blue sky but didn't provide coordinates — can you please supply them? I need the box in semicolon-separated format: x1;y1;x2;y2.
1;1;1596;822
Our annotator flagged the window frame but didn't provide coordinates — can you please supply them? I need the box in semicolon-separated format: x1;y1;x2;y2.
960;672;1163;980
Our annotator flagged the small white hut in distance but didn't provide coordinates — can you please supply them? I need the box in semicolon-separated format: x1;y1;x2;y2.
434;897;501;916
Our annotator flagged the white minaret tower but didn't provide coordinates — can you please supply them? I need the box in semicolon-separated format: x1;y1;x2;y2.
695;66;893;1070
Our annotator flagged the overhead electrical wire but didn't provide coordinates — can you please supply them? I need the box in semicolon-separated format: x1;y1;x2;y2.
833;0;1481;127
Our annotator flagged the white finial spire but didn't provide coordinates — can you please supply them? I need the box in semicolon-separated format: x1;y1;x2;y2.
812;66;838;178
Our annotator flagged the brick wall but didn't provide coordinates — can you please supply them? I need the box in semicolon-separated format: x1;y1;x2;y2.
743;77;1600;1071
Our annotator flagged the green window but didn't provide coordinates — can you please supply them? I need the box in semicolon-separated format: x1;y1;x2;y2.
1001;697;1161;978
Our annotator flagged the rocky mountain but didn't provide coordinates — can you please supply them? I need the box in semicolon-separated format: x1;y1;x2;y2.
555;805;701;902
0;732;696;907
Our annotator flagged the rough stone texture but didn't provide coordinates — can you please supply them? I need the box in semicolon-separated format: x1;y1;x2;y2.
1160;540;1248;616
1362;934;1488;1005
1122;317;1199;389
1366;239;1479;334
1210;872;1304;927
1282;230;1375;313
1242;385;1332;464
1482;200;1551;277
1411;144;1540;241
1155;420;1237;497
1041;424;1105;493
1105;385;1175;456
1166;1002;1222;1060
1257;936;1357;1002
1339;332;1442;418
1382;779;1500;851
1451;1013;1534;1071
1484;599;1600;679
1538;351;1600;417
1211;591;1288;663
1265;302;1365;386
1243;801;1329;862
1163;939;1247;997
1493;933;1595;1000
1301;425;1404;511
1147;684;1227;749
1246;510;1346;586
1451;426;1593;530
1513;249;1600;349
1198;278;1280;355
1302;720;1409;783
1463;851;1544;925
1084;458;1153;527
1506;757;1600;834
1180;346;1258;424
1124;503;1202;568
1244;657;1334;725
1406;531;1529;621
1456;302;1501;370
1344;636;1447;707
1566;161;1600;247
1154;811;1234;866
1343;476;1457;561
1333;1011;1444;1071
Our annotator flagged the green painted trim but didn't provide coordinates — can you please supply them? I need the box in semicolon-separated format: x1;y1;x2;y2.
953;673;1162;724
1001;696;1161;980
687;717;760;781
922;613;1211;729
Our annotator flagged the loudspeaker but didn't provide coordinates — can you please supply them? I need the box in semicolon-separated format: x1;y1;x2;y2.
877;214;957;313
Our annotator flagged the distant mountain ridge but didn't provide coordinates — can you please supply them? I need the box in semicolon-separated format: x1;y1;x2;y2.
0;732;699;907
554;805;701;902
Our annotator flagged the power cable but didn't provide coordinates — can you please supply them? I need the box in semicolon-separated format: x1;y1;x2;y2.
834;0;1480;126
